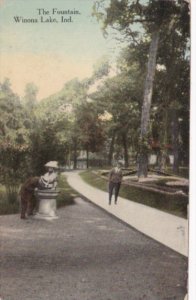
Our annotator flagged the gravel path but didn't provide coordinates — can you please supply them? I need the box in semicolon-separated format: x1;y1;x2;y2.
0;197;187;300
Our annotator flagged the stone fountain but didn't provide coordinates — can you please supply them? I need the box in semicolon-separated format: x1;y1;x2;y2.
34;161;59;220
34;188;59;220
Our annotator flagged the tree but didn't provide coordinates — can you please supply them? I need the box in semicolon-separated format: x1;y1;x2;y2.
23;82;38;110
93;0;190;177
35;58;112;169
75;102;106;168
0;79;30;202
33;78;88;169
149;1;190;173
29;118;69;175
91;70;141;167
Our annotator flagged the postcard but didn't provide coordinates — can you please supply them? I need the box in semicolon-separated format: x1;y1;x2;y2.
0;1;193;299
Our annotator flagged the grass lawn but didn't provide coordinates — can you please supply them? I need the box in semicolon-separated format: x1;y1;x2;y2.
167;166;189;179
56;174;79;208
80;170;188;219
0;175;78;215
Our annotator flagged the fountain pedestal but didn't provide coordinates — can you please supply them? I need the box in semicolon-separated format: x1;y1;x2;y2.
34;189;59;220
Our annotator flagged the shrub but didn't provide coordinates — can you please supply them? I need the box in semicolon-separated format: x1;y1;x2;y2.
0;185;19;215
56;175;78;208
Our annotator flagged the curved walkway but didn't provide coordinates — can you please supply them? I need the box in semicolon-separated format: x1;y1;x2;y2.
65;171;188;257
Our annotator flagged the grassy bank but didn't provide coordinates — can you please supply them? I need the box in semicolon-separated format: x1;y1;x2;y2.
80;170;188;219
56;174;79;208
0;185;19;215
0;175;77;215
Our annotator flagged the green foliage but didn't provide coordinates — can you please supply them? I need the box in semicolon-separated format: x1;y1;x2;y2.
0;184;19;215
92;56;110;80
33;78;90;169
0;1;190;214
36;78;87;119
75;102;106;153
0;202;19;215
56;175;78;207
90;70;141;157
93;0;189;41
93;0;190;171
0;142;29;182
151;11;190;166
23;82;38;111
0;79;33;202
29;120;69;175
34;74;108;169
137;135;151;153
0;82;29;143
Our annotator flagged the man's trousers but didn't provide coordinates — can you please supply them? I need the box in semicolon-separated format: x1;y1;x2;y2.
109;182;121;204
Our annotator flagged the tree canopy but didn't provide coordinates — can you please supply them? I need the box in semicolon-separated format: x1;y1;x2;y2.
0;0;190;188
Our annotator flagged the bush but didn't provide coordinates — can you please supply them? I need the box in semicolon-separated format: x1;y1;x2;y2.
0;185;19;215
29;121;68;176
0;141;30;205
56;174;78;208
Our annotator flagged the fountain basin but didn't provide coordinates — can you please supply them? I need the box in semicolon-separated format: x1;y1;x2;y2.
34;189;59;220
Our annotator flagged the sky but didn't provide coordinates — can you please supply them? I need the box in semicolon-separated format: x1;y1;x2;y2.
0;0;122;100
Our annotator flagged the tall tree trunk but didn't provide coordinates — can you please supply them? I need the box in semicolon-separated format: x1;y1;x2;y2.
171;109;179;174
160;38;175;172
108;131;116;166
122;133;129;168
86;147;89;169
73;140;78;169
67;146;71;169
158;102;169;172
138;30;159;178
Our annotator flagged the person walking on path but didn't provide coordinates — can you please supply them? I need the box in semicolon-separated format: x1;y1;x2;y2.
108;161;123;205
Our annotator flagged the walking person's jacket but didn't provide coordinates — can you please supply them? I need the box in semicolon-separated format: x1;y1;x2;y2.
109;167;123;183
